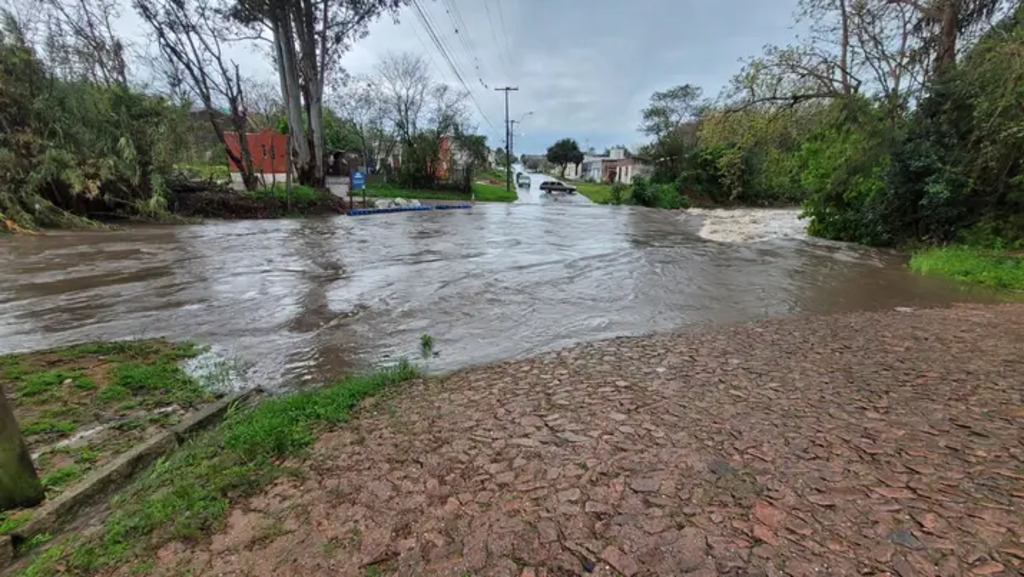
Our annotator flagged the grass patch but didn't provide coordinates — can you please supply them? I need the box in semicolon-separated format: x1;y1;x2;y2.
41;465;85;492
0;511;32;535
17;361;420;574
575;182;627;204
910;246;1024;290
365;181;518;203
249;183;321;206
111;360;206;404
471;182;517;202
2;338;213;506
16;370;84;398
22;418;78;435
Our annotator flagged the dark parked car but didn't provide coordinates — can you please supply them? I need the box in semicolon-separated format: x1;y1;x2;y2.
539;180;576;194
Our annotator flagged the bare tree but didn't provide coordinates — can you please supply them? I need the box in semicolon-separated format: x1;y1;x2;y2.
135;0;261;190
332;79;387;171
246;77;283;130
376;52;431;144
1;392;44;511
229;0;405;188
37;0;129;87
889;0;1008;73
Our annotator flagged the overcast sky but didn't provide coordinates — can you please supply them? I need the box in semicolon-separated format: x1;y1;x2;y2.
110;0;805;154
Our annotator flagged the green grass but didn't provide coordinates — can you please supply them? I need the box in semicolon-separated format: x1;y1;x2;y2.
250;183;321;205
365;181;517;203
16;370;85;398
0;511;32;534
910;246;1024;290
175;164;230;182
21;418;78;435
17;361;421;575
471;182;517;202
110;360;206;404
41;466;85;492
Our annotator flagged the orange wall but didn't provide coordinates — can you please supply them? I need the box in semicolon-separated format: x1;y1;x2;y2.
224;131;288;174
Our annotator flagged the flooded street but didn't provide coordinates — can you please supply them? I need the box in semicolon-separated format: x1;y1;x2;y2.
0;205;996;390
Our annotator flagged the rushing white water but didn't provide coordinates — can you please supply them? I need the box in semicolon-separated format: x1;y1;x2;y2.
686;208;808;243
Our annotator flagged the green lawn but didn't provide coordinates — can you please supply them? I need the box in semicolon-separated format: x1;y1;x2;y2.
910;246;1024;290
364;182;517;203
471;182;517;202
574;182;630;205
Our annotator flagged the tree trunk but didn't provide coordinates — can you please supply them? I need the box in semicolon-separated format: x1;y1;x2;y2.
839;0;851;93
935;0;959;73
0;392;44;511
274;16;311;185
308;81;326;188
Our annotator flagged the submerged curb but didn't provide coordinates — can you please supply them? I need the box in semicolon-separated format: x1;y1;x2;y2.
3;389;260;567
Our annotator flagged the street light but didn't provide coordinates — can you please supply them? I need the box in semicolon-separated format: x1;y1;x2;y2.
509;111;534;163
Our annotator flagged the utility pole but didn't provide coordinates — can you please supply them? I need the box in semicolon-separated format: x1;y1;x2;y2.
494;86;518;193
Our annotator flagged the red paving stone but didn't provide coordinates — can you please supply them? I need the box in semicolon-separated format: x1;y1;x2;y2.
150;305;1024;576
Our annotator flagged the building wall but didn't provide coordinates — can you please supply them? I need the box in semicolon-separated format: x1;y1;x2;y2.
224;130;288;174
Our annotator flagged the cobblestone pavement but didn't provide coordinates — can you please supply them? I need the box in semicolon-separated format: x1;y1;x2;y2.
154;305;1024;576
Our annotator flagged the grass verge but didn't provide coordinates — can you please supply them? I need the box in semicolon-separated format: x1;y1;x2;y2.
910;246;1024;290
15;361;420;576
574;182;631;205
365;182;517;203
1;339;212;500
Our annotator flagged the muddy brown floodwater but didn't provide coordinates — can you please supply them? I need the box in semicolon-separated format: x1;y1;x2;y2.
0;204;999;390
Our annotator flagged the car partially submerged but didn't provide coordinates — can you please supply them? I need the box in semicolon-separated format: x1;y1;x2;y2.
539;180;577;195
516;173;531;188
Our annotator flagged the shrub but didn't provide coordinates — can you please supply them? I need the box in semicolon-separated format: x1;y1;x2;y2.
631;177;688;209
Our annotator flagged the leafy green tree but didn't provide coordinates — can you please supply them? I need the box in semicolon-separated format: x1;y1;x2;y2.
545;138;584;178
638;84;703;139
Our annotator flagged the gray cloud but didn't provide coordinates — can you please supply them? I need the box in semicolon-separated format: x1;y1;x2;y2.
112;0;802;153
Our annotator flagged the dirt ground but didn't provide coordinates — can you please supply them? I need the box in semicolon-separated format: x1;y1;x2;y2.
151;305;1024;577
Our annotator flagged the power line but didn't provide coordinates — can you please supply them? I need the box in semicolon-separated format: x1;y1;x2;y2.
410;0;499;136
482;0;514;83
494;0;517;83
440;0;487;87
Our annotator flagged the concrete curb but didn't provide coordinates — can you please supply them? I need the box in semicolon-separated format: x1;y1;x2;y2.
2;390;258;568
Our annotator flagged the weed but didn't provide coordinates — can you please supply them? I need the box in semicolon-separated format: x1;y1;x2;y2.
112;417;145;432
129;561;155;575
73;447;102;464
223;360;419;461
0;511;31;534
111;360;207;405
42;465;84;491
16;370;83;397
18;544;63;577
22;418;77;435
73;377;98;390
1;355;25;380
256;520;290;543
420;333;434;359
98;384;131;403
22;532;52;552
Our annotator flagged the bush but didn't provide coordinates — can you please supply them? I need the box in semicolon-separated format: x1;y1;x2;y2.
610;182;627;205
631;177;689;209
250;184;322;207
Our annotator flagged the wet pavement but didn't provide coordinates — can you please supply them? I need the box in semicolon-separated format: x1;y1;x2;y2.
0;204;999;390
146;304;1024;576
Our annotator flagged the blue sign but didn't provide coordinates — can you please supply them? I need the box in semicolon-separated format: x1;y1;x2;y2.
352;171;365;190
